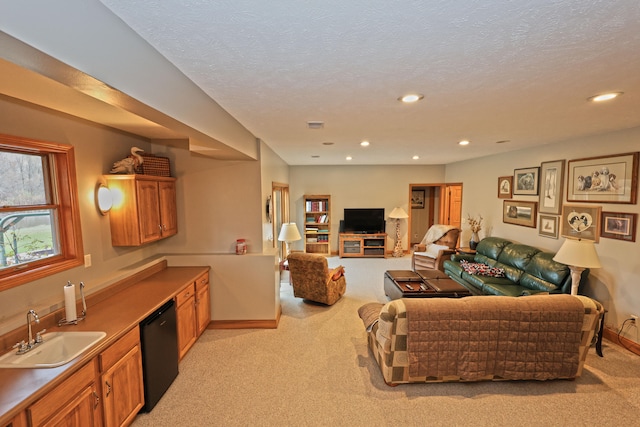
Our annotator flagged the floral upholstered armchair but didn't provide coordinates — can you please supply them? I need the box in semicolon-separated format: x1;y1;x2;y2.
287;252;346;305
412;225;460;272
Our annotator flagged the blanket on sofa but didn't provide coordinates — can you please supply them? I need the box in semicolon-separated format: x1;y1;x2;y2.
404;295;585;381
419;224;458;245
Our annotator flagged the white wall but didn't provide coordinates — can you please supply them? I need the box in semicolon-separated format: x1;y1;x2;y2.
0;95;164;334
289;165;446;253
259;141;290;250
445;127;640;344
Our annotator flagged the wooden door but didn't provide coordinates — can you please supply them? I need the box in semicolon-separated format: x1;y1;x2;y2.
444;184;462;228
195;274;210;335
42;385;101;427
158;180;178;237
176;285;197;360
136;180;161;243
101;346;144;427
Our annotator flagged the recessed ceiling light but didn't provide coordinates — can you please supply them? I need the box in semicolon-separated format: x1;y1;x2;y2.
398;94;424;103
311;155;320;158
360;141;370;147
412;155;420;160
459;140;470;146
588;92;623;102
346;156;353;161
322;142;334;145
495;140;510;144
307;121;324;129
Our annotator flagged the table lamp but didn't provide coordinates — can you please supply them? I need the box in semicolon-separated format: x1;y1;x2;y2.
389;207;409;257
553;238;601;295
278;222;302;257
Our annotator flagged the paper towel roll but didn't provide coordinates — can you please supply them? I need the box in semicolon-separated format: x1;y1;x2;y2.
64;283;77;322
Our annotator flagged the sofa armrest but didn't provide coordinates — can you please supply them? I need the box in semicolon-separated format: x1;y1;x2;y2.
433;249;456;271
413;243;426;252
450;253;475;262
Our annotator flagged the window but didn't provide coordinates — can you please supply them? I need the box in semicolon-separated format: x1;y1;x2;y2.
0;134;83;291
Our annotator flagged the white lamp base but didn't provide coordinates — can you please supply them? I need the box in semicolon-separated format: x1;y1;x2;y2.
569;265;586;296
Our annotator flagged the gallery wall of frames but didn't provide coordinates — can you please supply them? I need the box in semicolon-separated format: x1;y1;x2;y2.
497;152;638;243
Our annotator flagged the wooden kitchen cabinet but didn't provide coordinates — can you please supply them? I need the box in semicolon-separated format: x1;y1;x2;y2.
27;359;102;427
99;326;144;427
105;175;177;246
195;272;210;336
4;411;26;427
176;283;197;360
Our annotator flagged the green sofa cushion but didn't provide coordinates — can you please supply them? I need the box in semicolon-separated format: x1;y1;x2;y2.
482;282;546;297
519;252;571;292
461;272;515;292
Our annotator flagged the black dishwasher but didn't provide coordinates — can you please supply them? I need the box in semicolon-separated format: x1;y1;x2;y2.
139;299;179;412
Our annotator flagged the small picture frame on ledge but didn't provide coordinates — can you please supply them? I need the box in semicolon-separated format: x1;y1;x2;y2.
498;176;513;199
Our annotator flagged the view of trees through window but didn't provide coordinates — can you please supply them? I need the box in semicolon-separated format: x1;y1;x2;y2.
0;150;59;270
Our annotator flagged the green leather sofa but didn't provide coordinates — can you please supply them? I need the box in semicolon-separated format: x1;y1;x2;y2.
443;237;588;296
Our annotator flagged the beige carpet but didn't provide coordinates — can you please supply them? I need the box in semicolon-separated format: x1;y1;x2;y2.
133;256;640;426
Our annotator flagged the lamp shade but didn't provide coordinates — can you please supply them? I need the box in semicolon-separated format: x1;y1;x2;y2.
389;207;408;219
278;223;302;243
553;238;601;269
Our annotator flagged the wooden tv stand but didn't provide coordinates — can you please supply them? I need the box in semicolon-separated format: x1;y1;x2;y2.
339;233;387;258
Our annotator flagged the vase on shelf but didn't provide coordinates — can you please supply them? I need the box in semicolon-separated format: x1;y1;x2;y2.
469;232;480;250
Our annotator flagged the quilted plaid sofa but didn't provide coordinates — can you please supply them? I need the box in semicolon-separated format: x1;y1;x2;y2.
443;236;589;296
358;294;603;385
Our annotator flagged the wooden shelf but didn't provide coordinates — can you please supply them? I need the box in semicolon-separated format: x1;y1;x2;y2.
304;195;331;255
339;233;387;258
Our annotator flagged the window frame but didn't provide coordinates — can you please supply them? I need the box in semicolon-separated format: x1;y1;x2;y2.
0;134;83;291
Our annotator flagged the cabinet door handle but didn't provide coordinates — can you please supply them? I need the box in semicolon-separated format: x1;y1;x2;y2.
105;380;112;397
93;391;100;408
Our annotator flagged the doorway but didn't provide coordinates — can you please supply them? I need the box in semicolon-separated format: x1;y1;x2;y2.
408;183;462;246
271;182;290;260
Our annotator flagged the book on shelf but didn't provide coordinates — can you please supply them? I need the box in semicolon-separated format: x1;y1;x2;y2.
305;200;328;212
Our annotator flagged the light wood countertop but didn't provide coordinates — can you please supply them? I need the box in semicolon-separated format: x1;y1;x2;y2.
0;265;209;425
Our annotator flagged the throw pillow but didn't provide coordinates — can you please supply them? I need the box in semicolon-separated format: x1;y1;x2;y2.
460;259;506;278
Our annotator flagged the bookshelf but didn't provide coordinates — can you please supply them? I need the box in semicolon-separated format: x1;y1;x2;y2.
304;194;331;255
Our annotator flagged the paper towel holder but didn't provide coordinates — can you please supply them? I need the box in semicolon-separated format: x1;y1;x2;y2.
58;281;88;326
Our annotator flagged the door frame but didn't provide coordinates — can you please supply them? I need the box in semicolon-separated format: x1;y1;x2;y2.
271;182;290;259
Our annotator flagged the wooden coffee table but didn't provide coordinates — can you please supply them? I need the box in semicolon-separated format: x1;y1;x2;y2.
384;270;471;300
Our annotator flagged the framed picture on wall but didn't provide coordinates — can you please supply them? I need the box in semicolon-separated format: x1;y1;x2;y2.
539;214;559;239
498;176;513;199
600;211;637;242
539;160;564;214
567;152;639;204
513;167;540;195
411;190;425;209
503;200;537;228
560;204;601;242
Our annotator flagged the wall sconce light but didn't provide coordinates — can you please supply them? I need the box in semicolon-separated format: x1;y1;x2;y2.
96;183;113;215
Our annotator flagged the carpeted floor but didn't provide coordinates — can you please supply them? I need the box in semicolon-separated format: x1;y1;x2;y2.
133;256;640;426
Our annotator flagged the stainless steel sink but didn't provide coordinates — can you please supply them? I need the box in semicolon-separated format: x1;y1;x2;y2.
0;331;106;369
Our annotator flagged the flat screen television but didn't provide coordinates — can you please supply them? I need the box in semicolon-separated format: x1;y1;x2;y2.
343;208;385;234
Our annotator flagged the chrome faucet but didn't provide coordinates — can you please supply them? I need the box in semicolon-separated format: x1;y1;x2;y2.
27;309;39;346
13;309;45;355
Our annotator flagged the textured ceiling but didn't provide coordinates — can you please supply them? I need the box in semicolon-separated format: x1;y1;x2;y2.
99;0;640;165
